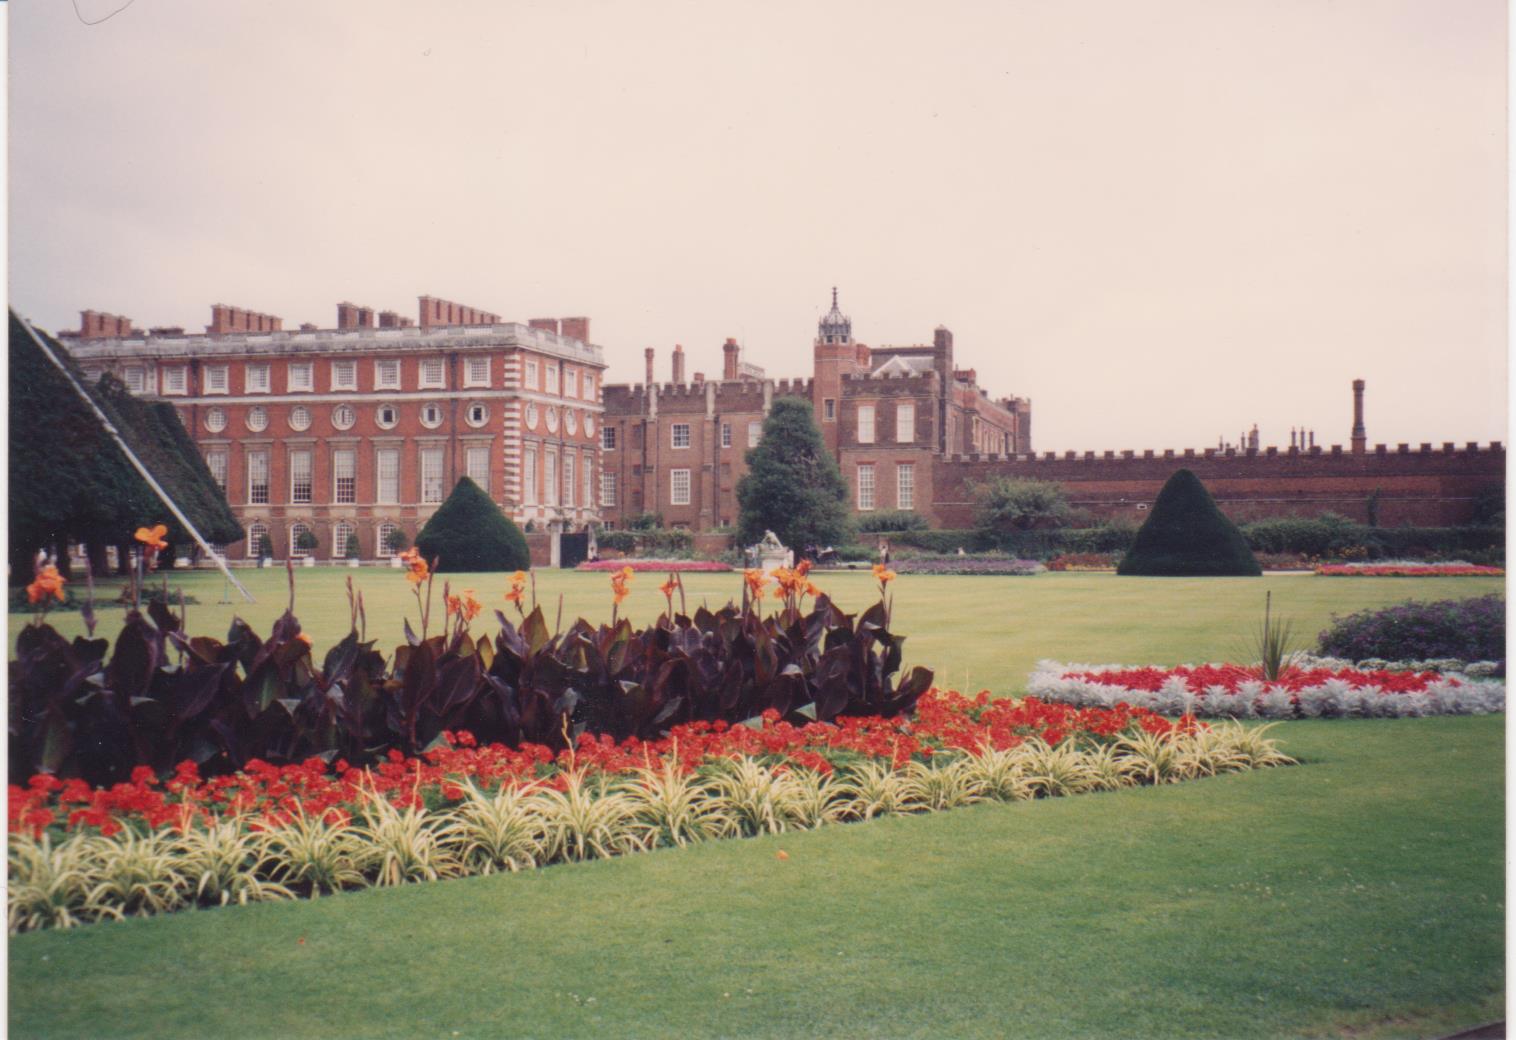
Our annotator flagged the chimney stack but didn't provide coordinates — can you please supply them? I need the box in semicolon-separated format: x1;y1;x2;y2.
671;344;686;384
723;338;740;380
644;347;655;386
1351;379;1366;454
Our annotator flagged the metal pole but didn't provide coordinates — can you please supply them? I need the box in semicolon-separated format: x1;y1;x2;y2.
17;313;255;603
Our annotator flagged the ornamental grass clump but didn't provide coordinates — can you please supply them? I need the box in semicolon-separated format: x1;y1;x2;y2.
260;806;369;897
438;780;544;875
7;832;104;932
174;816;294;907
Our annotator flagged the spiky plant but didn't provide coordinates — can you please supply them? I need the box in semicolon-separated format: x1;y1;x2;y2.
960;745;1034;802
1213;721;1297;769
626;760;733;848
705;758;800;836
1082;743;1139;792
1017;738;1100;798
1173;726;1248;778
532;771;645;863
784;768;851;829
173;816;294;907
1116;730;1191;785
436;780;545;874
261;807;369;896
1252;591;1299;682
87;828;189;918
352;790;462;887
8;832;108;932
898;758;987;812
839;759;923;820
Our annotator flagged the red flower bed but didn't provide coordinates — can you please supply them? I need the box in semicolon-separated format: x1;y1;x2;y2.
1062;664;1453;695
8;691;1185;838
577;559;732;572
1315;564;1504;577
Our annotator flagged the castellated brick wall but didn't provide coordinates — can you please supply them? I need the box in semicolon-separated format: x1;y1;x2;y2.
922;444;1505;529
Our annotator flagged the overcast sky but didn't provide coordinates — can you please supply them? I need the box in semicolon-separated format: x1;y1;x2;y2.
10;0;1507;452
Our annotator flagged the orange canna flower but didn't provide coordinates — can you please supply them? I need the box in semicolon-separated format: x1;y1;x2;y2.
743;568;767;598
659;577;677;599
26;565;66;605
504;570;528;605
399;548;429;585
134;524;169;552
804;581;821;599
872;563;897;584
610;566;634;605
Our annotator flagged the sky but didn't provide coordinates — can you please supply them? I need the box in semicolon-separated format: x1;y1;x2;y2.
8;0;1507;453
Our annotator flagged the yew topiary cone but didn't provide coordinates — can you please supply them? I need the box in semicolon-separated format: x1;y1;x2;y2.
415;477;531;572
1117;469;1262;576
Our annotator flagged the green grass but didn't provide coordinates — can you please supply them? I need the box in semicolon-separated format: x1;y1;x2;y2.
7;570;1505;1038
15;567;1505;694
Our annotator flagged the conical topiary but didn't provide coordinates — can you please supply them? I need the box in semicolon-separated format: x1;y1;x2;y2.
1116;469;1262;576
415;477;531;572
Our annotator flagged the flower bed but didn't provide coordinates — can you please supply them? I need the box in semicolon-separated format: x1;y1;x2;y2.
891;557;1045;576
1027;661;1505;718
577;559;731;572
6;690;1294;932
1315;563;1504;577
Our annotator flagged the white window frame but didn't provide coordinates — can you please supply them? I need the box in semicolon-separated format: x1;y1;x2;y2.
376;448;400;505
524;358;539;390
600;472;617;507
563;453;575;507
545;363;559;395
161;366;188;396
420;447;445;504
897;463;915;511
721;423;732;448
247;522;270;560
747;421;762;447
374;359;401;391
824;398;836;422
290;449;313;505
670;468;691;506
857;463;876;511
464;356;490;388
544;449;559;506
205;365;229;395
896;403;915;443
205;450;228;492
376;522;399;559
247;450;270;505
466;445;490;493
289;523;313;559
331;360;357;391
245;363;270;395
857;404;876;444
123;366;147;395
333;521;356;560
566;368;579;399
602;426;617;451
583;373;596;400
523;445;538;505
420;357;446;390
288;362;314;393
333;448;357;505
582;457;592;508
671;423;691;449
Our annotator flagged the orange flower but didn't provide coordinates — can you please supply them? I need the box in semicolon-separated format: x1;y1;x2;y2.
659;577;677;599
504;570;527;606
399;547;429;585
872;563;897;584
134;524;169;552
804;581;821;599
295;633;312;647
26;565;66;605
743;568;767;598
610;565;634;605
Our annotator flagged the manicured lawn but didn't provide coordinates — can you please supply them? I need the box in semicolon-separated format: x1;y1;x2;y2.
8;570;1504;1038
17;568;1505;694
7;717;1503;1040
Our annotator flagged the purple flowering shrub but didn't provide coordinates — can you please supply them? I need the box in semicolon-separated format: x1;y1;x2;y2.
1318;595;1505;668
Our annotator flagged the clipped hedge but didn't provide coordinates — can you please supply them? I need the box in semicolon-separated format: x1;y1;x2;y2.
598;527;694;558
1117;469;1261;576
415;477;530;572
855;510;930;534
1240;516;1503;561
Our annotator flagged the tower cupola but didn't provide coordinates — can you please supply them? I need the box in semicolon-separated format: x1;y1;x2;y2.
817;286;852;344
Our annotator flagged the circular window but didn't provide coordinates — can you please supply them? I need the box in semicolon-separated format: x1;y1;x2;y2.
420;403;444;430
205;407;227;433
289;405;312;432
584;414;595;436
465;402;489;428
544;406;559;433
376;404;398;430
565;409;578;435
246;406;268;433
332;404;356;431
524;402;538;429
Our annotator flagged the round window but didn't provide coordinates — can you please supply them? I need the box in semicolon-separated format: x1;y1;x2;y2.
524;402;538;429
289;405;312;432
376;404;398;430
466;402;488;428
246;406;268;433
420;403;444;430
205;407;227;433
331;404;356;431
544;406;559;433
584;414;595;436
564;409;578;435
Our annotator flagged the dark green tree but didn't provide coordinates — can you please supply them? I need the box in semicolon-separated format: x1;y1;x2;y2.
1117;469;1262;576
736;396;851;550
415;477;531;572
972;477;1073;534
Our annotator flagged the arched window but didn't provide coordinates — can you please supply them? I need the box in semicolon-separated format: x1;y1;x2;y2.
377;522;399;558
247;522;270;560
333;521;355;559
289;522;313;559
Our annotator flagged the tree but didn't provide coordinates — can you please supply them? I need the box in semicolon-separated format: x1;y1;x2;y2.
385;527;410;555
1117;469;1262;576
972;477;1073;535
344;531;362;559
736;396;851;550
415;477;531;572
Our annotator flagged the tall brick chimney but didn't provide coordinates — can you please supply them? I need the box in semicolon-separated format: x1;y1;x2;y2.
671;344;685;385
723;338;740;380
644;348;655;386
560;317;590;343
1351;379;1366;454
